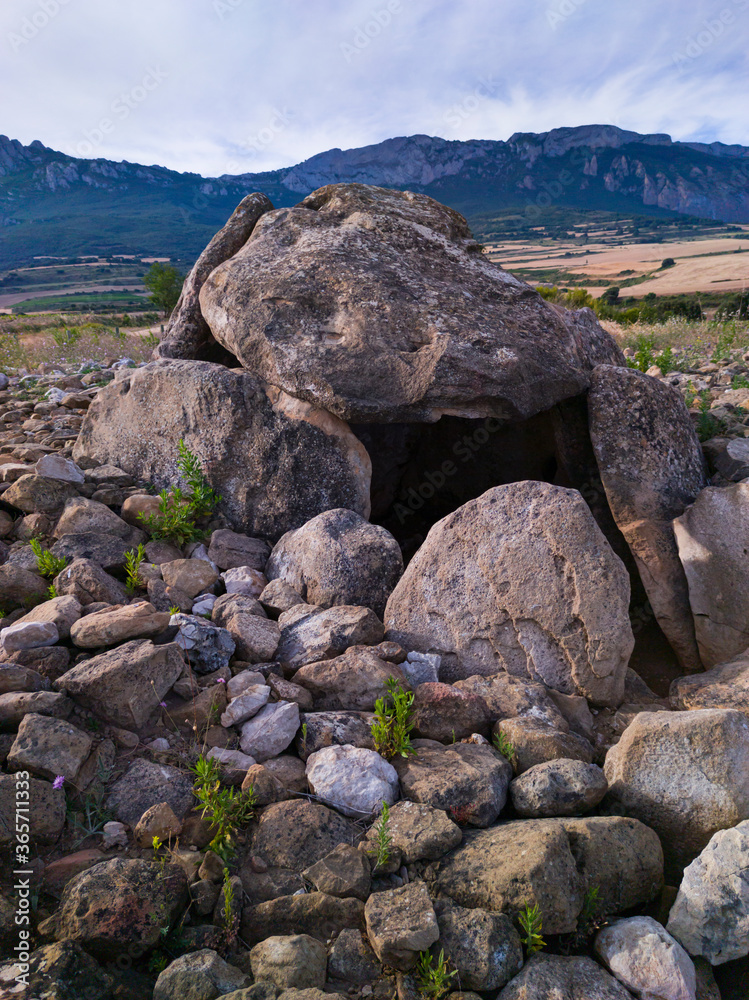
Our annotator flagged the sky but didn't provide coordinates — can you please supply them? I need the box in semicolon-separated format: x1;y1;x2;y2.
1;0;748;178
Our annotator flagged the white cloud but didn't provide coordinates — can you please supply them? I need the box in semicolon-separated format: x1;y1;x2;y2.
0;0;746;176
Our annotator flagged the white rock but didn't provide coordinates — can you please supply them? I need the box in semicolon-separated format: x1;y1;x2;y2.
306;744;399;818
1;620;59;653
402;651;440;687
102;820;128;848
222;565;267;598
220;685;271;727
206;747;257;770
189;543;219;573
34;453;85;483
226;669;267;700
240;700;300;761
45;387;66;403
147;738;170;751
667;819;749;965
595;916;696;1000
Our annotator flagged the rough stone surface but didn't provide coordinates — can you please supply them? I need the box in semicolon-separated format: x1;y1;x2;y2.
0;773;65;844
497;954;633;999
434;816;662;935
152;948;251;1000
250;935;327;991
385;483;633;705
240;700;300;761
51;857;188;958
0;563;48;608
105;758;195;828
13;595;82;642
306;744;399;817
277;605;384;672
250;800;353;873
364;880;439;970
588;365;706;673
296;711;375;761
54;495;142;541
208;528;271;571
435;899;523;991
454;672;569;730
667;819;749;965
213;594;280;662
1;619;59;652
53;557;128;606
394;739;512;827
172;613;236;673
161;558;219;598
243;893;364;948
198;183;621;424
674;482;749;668
0;689;71;725
73;360;372;539
510;759;608;817
69;602;170;648
54;639;184;729
294;646;406;711
496;716;594;773
595;917;696;1000
302;843;371;900
364;799;462;862
327;928;382;985
266;509;403;618
670;650;749;714
221;686;271;727
3;474;79;513
411;681;491;742
7;713;92;783
604;709;749;877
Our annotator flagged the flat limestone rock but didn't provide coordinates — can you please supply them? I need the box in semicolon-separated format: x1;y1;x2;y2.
199;183;622;423
385;482;633;706
73;359;371;540
588;365;707;673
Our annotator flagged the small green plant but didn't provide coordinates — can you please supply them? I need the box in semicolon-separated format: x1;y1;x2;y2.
371;677;416;760
219;867;240;951
124;542;146;594
626;333;657;373
68;787;112;847
191;753;257;861
143;331;160;349
148;953;169;975
732;373;749;389
47;583;58;600
559;885;604;954
696;390;725;442
29;537;68;579
415;949;457;1000
372;800;392;872
139;440;221;545
492;730;517;769
152;835;168;877
518;902;545;956
168;605;181;616
301;721;308;750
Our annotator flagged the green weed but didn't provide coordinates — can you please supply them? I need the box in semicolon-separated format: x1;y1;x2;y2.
415;949;457;1000
191;753;256;861
139;440;220;545
371;677;415;760
29;538;68;579
124;543;146;594
372;800;392;872
518;902;545;956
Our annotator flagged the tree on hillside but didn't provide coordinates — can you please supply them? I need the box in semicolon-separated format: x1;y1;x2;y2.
143;262;183;316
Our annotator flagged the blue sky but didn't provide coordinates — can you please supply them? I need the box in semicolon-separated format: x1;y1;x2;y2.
2;0;748;176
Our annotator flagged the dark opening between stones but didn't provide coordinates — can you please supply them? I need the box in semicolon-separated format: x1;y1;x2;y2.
353;394;681;696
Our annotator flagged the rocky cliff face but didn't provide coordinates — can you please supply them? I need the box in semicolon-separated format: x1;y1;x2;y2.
1;125;748;266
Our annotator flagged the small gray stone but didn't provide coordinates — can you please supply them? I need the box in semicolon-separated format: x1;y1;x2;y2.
172;613;236;673
105;758;195;828
364;880;438;970
7;713;92;783
240;701;300;761
221;686;271;727
510;759;608;817
250;935;327;991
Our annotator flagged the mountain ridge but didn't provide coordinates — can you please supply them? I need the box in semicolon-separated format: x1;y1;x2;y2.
1;124;748;268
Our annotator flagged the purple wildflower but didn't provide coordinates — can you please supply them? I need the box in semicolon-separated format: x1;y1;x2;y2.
52;775;65;790
216;677;226;683
160;701;167;708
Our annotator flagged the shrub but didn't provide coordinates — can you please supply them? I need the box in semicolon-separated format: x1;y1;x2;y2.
191;753;256;861
139;440;221;545
29;538;68;578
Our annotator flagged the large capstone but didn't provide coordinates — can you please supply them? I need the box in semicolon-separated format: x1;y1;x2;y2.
198;183;623;424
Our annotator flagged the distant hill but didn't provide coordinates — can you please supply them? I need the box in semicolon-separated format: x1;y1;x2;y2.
1;125;748;268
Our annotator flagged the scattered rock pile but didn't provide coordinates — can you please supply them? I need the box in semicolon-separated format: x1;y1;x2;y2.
1;184;747;999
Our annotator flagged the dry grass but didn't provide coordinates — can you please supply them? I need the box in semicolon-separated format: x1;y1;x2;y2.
0;312;161;372
604;316;749;357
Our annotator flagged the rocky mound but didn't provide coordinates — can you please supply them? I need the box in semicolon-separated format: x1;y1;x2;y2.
0;185;747;999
